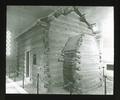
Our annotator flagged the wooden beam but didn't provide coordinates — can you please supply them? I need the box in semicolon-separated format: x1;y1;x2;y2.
73;6;94;31
15;21;38;39
15;6;96;40
15;18;49;40
63;7;74;15
53;8;64;18
40;17;49;23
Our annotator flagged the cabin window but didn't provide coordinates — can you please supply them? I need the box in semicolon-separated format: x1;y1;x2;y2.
33;54;37;65
26;51;30;77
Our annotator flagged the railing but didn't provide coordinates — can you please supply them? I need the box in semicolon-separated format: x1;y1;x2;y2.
8;65;25;88
8;65;112;94
22;67;25;88
62;67;113;95
102;66;106;95
63;82;74;95
37;73;39;94
102;66;113;95
8;65;41;94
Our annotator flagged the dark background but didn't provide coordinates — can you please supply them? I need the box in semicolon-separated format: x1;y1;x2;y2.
0;0;120;100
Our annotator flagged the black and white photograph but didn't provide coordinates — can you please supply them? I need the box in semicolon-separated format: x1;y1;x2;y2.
6;6;114;95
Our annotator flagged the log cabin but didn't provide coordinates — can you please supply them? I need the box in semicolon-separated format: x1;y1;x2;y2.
8;6;103;94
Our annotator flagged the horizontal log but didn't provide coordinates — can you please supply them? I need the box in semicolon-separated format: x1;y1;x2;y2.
79;52;99;56
49;30;81;38
15;19;49;39
50;21;86;31
49;27;81;36
81;39;97;44
18;35;44;47
75;75;100;84
75;82;101;91
49;30;70;37
48;55;60;60
74;71;100;78
75;69;100;75
49;38;68;44
80;44;99;49
83;34;96;40
51;18;86;31
76;78;101;89
50;20;91;34
17;26;45;41
82;37;96;42
53;9;64;18
81;57;99;61
78;75;101;82
81;42;98;47
76;65;99;73
76;63;100;69
80;60;99;64
52;18;88;31
49;32;70;39
49;48;62;53
18;36;43;47
56;12;88;27
48;7;76;22
17;40;44;51
78;66;99;71
50;29;80;37
49;67;62;73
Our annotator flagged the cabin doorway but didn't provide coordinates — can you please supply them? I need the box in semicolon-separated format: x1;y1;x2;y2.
25;51;30;78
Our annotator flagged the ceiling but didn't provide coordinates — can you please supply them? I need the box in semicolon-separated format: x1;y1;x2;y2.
7;6;59;37
7;6;112;37
7;6;114;63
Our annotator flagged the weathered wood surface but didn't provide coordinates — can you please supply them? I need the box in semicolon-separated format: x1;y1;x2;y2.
74;34;101;93
62;32;101;93
48;10;92;87
16;26;50;92
15;6;101;93
50;14;92;35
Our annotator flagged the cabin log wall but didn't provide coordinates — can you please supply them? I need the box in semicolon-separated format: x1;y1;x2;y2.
16;24;50;92
48;11;92;87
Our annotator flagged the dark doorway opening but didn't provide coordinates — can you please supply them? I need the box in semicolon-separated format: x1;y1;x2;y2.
26;51;30;77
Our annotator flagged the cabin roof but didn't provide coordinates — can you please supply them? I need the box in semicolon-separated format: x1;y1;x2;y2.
16;6;94;39
40;6;93;30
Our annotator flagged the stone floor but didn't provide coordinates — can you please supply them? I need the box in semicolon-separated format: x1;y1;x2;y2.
23;83;70;94
6;76;28;94
6;70;113;94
